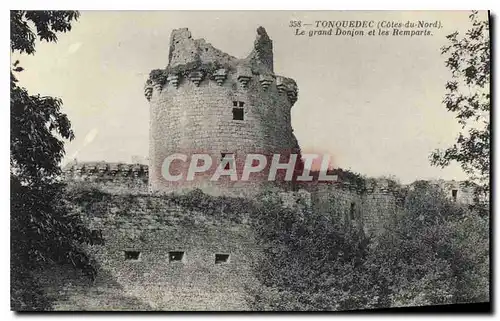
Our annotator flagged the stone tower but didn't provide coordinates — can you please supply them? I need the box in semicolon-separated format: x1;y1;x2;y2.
145;27;300;197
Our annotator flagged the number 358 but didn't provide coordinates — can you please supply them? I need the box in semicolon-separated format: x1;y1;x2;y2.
289;20;302;28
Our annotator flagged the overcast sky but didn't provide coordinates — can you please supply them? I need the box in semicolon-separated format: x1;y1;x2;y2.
12;10;488;183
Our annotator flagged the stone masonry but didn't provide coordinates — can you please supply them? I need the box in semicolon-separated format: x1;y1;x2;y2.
146;27;300;197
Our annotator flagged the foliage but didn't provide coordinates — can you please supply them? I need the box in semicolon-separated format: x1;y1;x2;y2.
11;72;74;184
430;11;490;195
369;182;489;306
65;184;255;226
248;184;489;310
10;10;103;311
147;61;235;86
248;191;376;311
11;11;80;55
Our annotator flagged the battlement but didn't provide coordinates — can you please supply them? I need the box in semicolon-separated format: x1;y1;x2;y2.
144;27;298;106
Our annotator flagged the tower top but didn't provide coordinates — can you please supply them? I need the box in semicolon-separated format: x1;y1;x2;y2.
166;27;274;74
248;26;274;72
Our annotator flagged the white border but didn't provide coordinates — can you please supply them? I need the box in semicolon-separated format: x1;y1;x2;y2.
2;1;497;320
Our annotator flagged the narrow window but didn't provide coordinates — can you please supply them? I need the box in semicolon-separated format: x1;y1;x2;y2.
232;108;244;120
349;202;355;220
215;254;230;264
238;101;245;107
124;251;141;261
221;153;234;170
233;101;238;107
451;189;458;202
169;251;185;262
90;230;104;245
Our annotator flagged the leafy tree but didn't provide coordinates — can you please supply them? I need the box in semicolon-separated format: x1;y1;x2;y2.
11;10;80;55
367;182;489;307
430;11;490;197
10;10;101;311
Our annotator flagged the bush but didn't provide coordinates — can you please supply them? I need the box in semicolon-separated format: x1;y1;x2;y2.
248;184;489;310
248;191;376;311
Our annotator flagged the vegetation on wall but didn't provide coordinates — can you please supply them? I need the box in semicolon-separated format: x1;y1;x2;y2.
10;11;102;311
148;61;234;86
65;183;255;226
43;177;489;311
248;183;489;311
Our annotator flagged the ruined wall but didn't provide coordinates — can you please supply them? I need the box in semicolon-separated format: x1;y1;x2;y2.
61;163;403;236
308;179;401;235
361;179;401;235
47;165;480;311
36;185;260;311
146;27;299;197
310;182;365;231
425;179;477;205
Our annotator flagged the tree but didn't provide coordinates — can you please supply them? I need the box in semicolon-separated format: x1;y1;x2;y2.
430;11;490;197
248;184;489;311
249;191;376;311
10;10;100;311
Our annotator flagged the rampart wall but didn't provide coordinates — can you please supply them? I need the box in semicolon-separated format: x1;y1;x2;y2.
36;184;259;311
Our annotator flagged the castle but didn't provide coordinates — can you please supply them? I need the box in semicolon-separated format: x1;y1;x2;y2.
146;27;300;197
40;27;477;311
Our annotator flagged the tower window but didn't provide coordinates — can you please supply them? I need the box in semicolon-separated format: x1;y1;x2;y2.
232;108;244;120
169;251;185;262
124;251;141;261
232;101;245;121
451;189;458;202
215;254;230;264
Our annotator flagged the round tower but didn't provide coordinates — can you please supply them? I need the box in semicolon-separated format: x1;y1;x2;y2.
145;27;300;197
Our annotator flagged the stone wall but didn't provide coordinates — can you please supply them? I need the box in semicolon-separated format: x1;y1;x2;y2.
36;185;260;311
308;179;401;235
43;169;480;310
424;179;477;205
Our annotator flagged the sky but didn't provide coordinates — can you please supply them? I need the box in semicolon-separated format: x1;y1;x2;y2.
12;10;489;184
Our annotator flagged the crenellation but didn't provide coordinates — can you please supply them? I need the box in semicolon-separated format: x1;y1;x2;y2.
109;163;119;176
119;164;131;176
213;68;228;86
275;76;287;94
188;70;204;86
144;81;153;101
167;74;180;88
97;162;108;175
153;82;163;93
236;65;253;89
64;162;149;179
259;74;274;90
